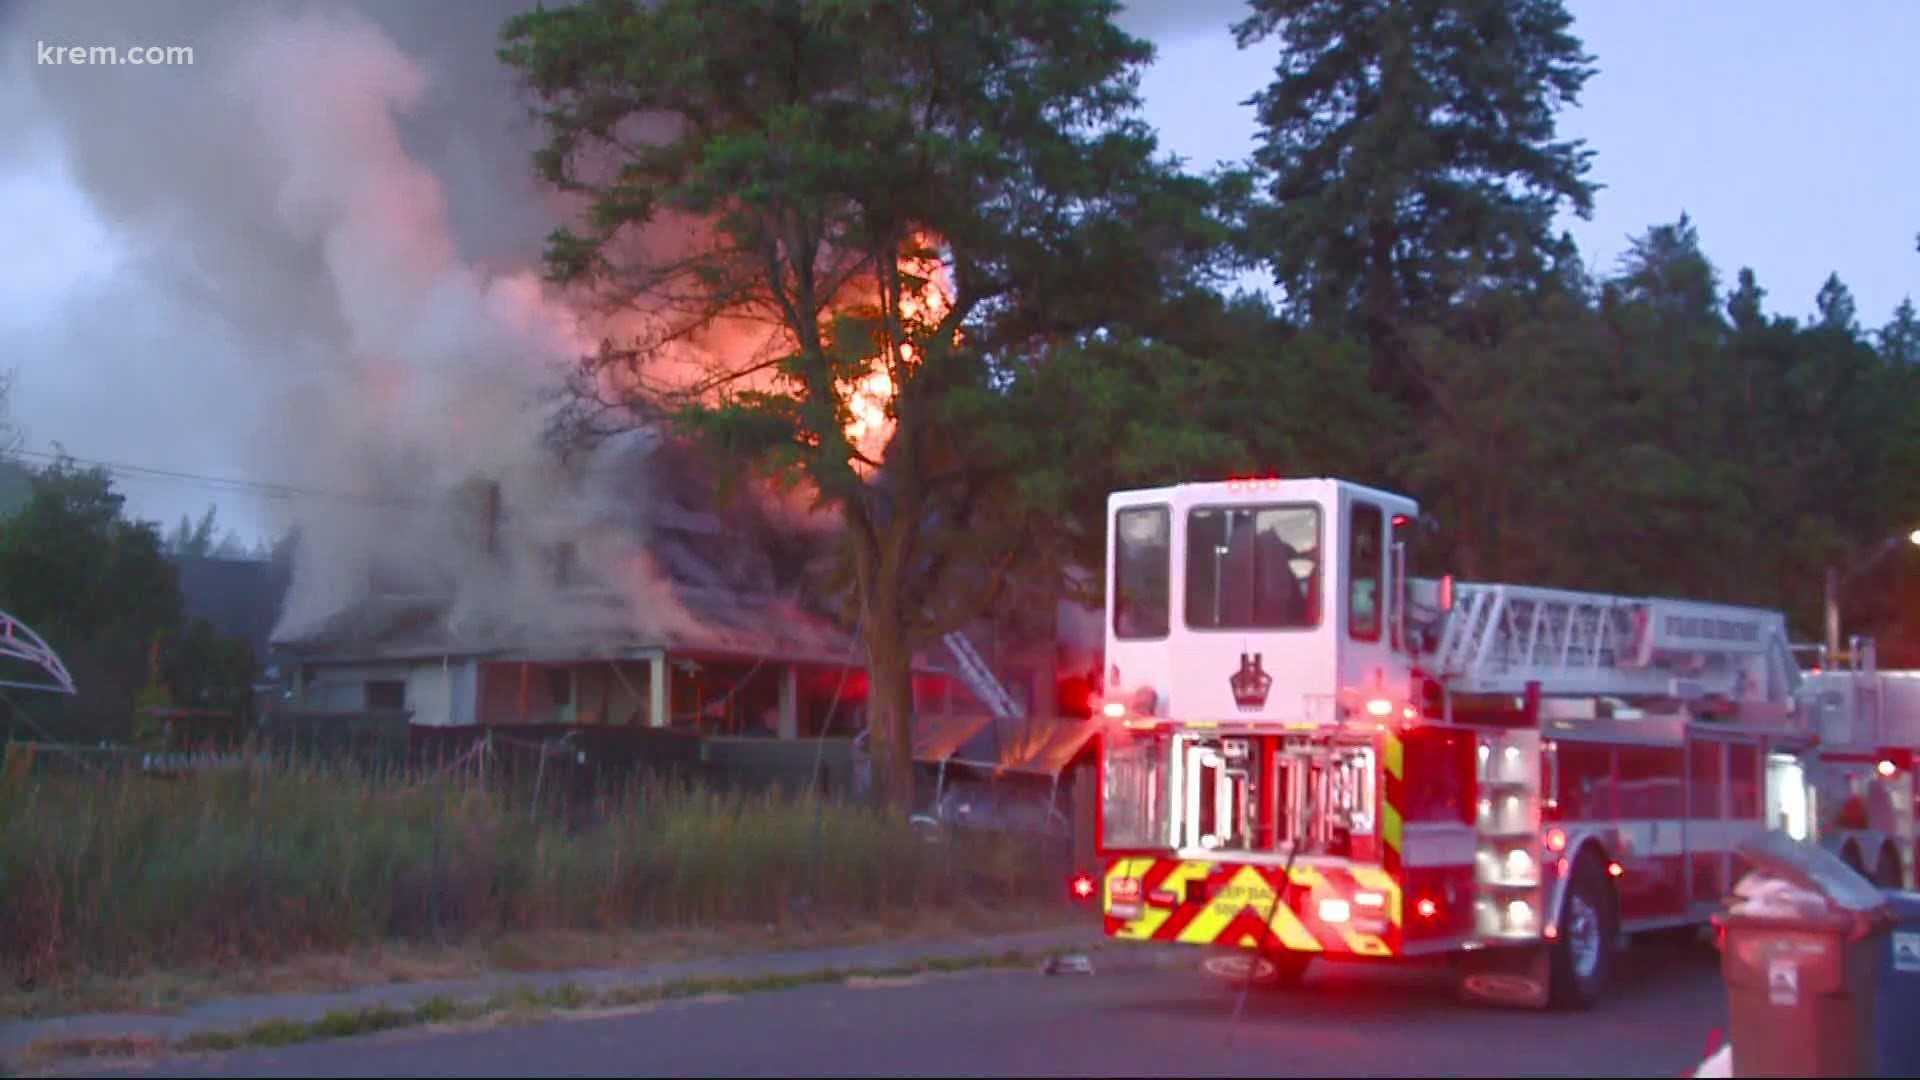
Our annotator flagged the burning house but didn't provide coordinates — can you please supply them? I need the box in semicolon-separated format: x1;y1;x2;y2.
270;430;978;742
268;423;1105;806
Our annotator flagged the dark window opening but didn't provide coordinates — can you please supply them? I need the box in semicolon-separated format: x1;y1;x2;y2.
1113;506;1170;639
1349;502;1383;642
1185;505;1320;630
365;680;405;710
545;666;573;708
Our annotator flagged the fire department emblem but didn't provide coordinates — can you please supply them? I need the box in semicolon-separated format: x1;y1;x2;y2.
1231;652;1272;712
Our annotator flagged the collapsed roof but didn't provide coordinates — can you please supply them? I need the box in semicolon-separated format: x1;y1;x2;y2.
274;431;887;669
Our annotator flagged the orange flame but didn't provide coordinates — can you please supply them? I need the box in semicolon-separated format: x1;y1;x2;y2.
844;235;954;470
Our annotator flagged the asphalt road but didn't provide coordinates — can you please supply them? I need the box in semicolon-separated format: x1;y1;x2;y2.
82;940;1726;1078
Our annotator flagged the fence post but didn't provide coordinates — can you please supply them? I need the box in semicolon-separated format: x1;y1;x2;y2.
250;743;267;946
431;759;445;944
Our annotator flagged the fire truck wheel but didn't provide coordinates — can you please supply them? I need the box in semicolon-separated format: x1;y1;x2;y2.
1203;949;1312;990
1876;842;1905;888
1840;841;1865;878
1549;854;1617;1011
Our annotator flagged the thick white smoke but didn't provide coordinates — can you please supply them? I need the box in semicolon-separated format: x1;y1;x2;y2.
2;0;700;646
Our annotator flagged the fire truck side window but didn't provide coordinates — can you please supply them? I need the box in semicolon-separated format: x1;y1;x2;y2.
1185;505;1321;630
1113;506;1170;639
1348;502;1383;642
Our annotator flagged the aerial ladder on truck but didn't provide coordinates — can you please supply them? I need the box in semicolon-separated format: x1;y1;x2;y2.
1092;476;1899;1011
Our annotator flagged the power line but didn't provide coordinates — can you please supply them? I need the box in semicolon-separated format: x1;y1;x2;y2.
9;446;423;508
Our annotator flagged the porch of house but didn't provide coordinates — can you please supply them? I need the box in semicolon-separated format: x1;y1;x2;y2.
298;651;966;740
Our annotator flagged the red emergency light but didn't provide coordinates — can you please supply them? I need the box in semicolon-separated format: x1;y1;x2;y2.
1070;873;1097;902
1223;474;1286;493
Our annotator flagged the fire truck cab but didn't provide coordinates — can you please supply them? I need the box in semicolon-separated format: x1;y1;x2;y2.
1095;476;1904;1010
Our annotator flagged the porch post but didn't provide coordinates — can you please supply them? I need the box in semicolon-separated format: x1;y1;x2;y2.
778;664;799;740
649;652;669;728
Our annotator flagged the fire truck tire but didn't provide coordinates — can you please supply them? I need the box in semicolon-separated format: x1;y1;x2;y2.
1548;854;1617;1011
1876;842;1904;888
1840;841;1865;878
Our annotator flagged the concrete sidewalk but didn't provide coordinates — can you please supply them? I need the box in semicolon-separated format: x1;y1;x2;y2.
1;924;1180;1059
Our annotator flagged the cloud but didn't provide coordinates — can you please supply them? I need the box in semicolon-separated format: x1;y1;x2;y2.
1115;0;1253;41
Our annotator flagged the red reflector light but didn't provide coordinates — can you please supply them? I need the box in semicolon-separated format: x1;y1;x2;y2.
1545;828;1568;853
1071;874;1096;900
1355;891;1386;908
1416;898;1439;920
1147;889;1177;907
1607;862;1624;878
1544;924;1559;940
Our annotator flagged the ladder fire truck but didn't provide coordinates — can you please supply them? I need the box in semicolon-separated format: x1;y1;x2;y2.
1093;477;1918;1009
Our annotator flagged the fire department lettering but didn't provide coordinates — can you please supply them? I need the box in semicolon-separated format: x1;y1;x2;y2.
1663;614;1761;644
1212;881;1276;904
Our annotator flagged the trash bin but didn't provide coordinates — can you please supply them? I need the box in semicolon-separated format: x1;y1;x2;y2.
1721;904;1882;1077
1718;831;1894;1078
1875;890;1920;1076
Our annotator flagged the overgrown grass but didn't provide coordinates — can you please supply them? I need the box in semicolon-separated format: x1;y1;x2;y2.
0;761;1062;991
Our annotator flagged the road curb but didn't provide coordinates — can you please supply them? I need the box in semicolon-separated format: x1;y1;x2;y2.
1;926;1109;1071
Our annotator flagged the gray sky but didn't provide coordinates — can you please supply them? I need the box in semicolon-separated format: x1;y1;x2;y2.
1;0;1915;545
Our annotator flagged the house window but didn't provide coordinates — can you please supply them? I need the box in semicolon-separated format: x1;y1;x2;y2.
544;666;573;707
366;680;406;710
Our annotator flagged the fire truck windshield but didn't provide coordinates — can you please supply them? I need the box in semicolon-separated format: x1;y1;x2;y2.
1185;504;1321;630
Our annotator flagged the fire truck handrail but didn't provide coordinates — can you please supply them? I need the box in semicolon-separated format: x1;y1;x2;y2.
1434;583;1796;702
942;630;1023;721
0;608;76;695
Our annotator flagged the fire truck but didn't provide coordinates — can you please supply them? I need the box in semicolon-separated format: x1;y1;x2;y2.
1092;476;1918;1010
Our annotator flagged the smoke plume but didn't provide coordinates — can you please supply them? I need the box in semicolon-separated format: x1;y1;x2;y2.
1;0;704;646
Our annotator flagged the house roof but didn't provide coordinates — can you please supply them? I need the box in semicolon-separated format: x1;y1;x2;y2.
912;713;1099;778
273;435;938;672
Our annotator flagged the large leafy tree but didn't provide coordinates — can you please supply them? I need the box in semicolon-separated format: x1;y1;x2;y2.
1233;0;1597;362
501;0;1243;804
0;460;181;742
